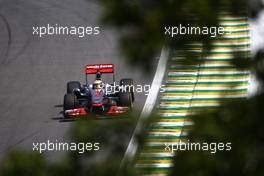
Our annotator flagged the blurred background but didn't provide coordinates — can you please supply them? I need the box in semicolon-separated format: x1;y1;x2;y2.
0;0;263;175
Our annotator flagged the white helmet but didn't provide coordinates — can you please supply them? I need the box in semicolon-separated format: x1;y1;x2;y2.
93;80;103;90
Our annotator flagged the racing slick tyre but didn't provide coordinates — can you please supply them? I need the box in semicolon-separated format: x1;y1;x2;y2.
63;93;79;111
120;78;135;102
119;92;132;107
67;81;81;94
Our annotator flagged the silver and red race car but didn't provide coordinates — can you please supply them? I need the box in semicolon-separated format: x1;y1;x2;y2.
63;64;134;118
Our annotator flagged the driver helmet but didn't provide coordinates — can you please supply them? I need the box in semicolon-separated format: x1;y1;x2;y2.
93;79;103;90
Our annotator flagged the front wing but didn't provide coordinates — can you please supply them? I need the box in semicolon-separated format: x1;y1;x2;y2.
64;106;129;118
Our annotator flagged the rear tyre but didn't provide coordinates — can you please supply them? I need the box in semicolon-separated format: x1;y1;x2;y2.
120;78;135;102
63;93;79;110
67;81;81;94
119;92;132;107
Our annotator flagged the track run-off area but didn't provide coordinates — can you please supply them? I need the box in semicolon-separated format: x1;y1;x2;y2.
134;14;250;175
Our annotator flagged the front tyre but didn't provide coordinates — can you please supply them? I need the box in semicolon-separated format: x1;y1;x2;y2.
119;92;132;107
63;93;79;111
120;78;135;102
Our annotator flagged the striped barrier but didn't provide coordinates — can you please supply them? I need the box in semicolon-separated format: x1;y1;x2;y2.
135;15;250;175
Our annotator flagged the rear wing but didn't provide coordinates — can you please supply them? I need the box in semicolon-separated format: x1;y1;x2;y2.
86;64;114;74
85;64;115;84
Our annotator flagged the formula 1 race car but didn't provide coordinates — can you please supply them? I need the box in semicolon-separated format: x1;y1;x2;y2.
63;64;135;118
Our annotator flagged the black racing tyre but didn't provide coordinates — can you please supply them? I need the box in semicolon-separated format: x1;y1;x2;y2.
67;81;81;94
119;92;132;107
63;93;79;111
120;78;135;102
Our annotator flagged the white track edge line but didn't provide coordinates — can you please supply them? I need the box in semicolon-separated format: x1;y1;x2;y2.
120;47;169;167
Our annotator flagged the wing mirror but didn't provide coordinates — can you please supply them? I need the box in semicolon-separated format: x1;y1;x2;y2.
73;88;81;96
